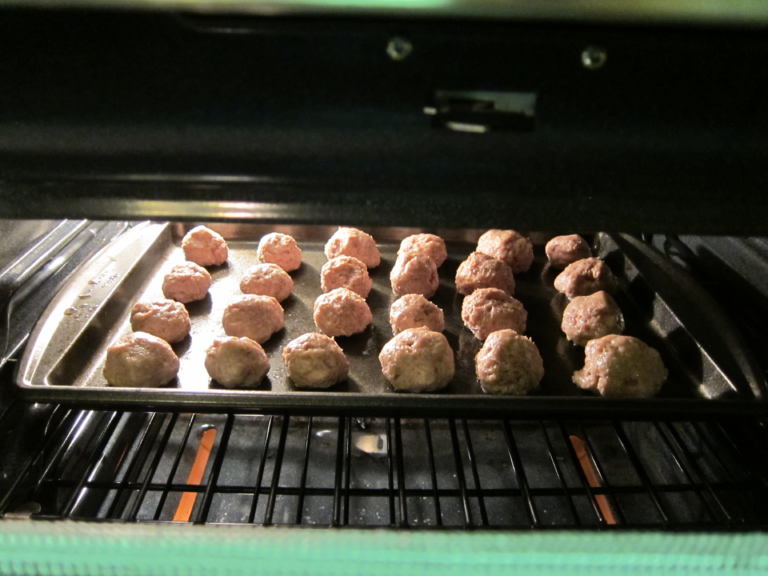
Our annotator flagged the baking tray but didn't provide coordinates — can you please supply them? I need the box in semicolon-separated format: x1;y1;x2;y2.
15;222;768;417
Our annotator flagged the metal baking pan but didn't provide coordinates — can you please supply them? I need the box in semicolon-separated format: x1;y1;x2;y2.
15;222;768;417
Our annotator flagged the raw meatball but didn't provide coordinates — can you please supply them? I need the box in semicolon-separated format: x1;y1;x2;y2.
313;288;372;337
282;333;349;389
554;257;617;298
321;255;372;298
545;234;591;270
103;332;179;387
181;225;228;267
390;253;439;298
477;229;534;274
573;334;667;398
130;299;191;343
162;262;212;304
205;336;269;388
379;327;454;392
324;227;381;269
240;263;294;302
455;252;515;296
475;329;544;395
561;291;624;345
398;233;448;268
257;232;302;272
223;295;284;344
389;294;445;335
461;287;527;340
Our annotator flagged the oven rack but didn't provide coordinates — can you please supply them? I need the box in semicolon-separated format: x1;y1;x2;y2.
1;400;767;529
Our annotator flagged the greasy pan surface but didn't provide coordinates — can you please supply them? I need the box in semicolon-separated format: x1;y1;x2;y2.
16;223;766;417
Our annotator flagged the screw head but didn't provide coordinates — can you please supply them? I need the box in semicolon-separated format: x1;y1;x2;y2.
581;46;607;70
387;37;413;62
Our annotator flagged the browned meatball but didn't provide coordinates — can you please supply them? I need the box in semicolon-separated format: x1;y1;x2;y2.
162;262;212;304
475;329;544;395
461;287;527;340
321;255;372;298
223;295;284;344
240;263;294;302
103;332;179;387
257;232;302;272
554;257;617;299
181;225;228;267
561;291;624;345
379;327;454;392
455;252;515;296
205;336;269;388
390;253;439;298
389;294;445;335
130;299;191;343
282;333;349;389
324;227;381;269
573;335;667;398
398;233;448;268
545;234;591;270
313;287;372;337
477;229;534;274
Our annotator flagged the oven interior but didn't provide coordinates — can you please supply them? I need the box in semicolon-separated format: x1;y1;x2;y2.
2;5;768;540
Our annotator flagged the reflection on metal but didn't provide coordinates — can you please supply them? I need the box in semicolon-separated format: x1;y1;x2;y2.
432;90;537;132
3;0;768;25
581;46;608;70
445;121;488;134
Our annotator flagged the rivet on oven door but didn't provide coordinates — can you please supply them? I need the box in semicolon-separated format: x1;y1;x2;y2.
387;37;413;61
581;46;607;70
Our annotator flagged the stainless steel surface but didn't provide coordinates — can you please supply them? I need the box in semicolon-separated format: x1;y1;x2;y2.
0;221;60;275
0;221;90;364
16;222;763;413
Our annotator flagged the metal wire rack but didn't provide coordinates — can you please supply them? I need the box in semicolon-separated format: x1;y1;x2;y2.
2;401;767;529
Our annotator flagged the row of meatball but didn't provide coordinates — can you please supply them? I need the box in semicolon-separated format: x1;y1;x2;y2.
380;230;545;396
105;226;292;389
544;234;668;399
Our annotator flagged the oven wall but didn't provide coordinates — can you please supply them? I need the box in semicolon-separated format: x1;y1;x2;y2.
0;9;766;232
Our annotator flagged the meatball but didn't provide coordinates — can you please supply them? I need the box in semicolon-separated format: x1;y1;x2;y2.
461;287;527;340
130;299;191;343
545;234;591;270
390;253;439;298
389;294;445;335
181;225;228;267
398;233;448;268
324;227;381;269
554;257;617;299
103;332;179;388
223;295;284;344
561;290;624;345
257;232;302;272
321;255;372;298
476;229;534;274
379;327;454;392
240;263;294;302
573;334;667;398
455;252;515;296
282;333;349;389
162;262;212;304
205;336;269;388
313;288;372;337
475;329;544;395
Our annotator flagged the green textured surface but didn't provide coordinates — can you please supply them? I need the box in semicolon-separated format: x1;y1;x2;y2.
1;522;768;575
